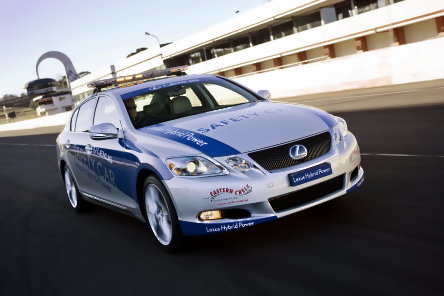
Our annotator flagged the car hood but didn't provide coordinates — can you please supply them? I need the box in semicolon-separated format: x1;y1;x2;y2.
138;101;335;157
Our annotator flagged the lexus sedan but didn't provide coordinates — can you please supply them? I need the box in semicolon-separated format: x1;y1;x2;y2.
56;67;364;251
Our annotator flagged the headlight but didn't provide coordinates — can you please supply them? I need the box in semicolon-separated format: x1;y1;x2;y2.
225;156;257;173
166;156;228;176
333;116;348;144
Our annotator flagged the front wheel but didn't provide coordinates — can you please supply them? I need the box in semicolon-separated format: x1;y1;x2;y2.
143;176;184;251
64;166;89;212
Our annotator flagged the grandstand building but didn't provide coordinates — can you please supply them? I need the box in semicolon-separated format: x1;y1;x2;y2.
71;0;444;103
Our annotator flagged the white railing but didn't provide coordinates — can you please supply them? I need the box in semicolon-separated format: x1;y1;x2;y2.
227;56;329;79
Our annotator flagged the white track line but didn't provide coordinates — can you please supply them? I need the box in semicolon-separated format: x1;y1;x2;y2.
301;86;444;103
361;153;444;158
0;143;56;147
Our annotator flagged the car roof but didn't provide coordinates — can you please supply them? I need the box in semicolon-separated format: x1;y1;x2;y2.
100;73;220;99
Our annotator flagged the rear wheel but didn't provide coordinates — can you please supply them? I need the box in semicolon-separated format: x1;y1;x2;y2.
64;167;88;212
143;176;183;251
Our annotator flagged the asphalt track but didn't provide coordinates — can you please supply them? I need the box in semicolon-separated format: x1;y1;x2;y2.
0;103;443;295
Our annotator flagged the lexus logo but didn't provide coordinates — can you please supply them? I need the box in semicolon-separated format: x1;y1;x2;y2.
289;145;308;160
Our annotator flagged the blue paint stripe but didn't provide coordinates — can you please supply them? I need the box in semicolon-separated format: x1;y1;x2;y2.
180;216;277;236
140;125;240;157
347;175;364;193
120;77;220;100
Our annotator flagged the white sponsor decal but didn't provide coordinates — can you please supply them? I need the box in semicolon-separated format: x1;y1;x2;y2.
197;109;284;133
93;147;113;163
146;79;200;91
293;167;332;183
163;128;208;147
205;221;255;233
71;146;116;192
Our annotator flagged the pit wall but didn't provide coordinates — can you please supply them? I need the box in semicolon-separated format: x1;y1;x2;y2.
234;36;444;98
0;111;71;132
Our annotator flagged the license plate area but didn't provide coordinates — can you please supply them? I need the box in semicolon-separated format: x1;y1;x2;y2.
289;163;332;186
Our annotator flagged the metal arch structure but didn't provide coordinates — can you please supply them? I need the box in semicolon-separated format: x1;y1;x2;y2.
36;51;78;83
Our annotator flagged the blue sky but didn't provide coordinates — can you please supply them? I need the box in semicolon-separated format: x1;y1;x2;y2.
0;0;270;97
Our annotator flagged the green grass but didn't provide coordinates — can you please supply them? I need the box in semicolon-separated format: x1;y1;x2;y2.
0;107;39;125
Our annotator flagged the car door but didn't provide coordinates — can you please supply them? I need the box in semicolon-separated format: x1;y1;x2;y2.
65;97;99;196
87;95;140;209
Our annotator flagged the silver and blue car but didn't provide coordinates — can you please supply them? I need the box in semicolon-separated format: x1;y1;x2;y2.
56;67;364;250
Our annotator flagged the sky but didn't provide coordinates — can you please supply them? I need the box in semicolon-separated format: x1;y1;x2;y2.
0;0;271;97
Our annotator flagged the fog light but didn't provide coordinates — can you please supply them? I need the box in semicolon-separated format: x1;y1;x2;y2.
199;210;223;221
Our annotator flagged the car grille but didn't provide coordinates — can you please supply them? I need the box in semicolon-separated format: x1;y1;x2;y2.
269;174;345;212
248;132;331;171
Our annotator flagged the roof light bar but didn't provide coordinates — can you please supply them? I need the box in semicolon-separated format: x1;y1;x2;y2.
87;65;188;90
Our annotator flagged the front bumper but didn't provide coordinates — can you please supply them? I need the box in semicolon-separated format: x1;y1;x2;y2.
164;132;364;236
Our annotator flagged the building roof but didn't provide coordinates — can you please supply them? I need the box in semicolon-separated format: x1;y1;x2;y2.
24;78;56;90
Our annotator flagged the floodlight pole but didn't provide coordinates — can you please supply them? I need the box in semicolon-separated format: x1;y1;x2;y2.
145;32;161;47
3;106;9;123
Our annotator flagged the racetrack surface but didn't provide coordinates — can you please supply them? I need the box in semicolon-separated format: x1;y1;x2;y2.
0;104;443;295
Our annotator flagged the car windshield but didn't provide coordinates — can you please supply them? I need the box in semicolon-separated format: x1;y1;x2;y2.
122;78;260;129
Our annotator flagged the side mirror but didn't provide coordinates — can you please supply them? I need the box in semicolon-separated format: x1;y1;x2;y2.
257;90;271;100
89;123;121;140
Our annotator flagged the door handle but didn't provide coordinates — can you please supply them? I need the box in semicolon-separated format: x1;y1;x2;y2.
85;144;93;154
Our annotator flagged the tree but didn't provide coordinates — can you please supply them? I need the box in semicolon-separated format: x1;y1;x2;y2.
1;94;17;101
56;76;68;89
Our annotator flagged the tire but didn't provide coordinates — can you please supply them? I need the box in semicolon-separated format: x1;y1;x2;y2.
143;176;184;251
63;166;89;212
